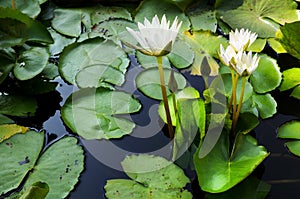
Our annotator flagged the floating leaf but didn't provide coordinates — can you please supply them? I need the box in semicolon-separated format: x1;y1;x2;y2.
278;121;300;157
0;95;37;117
167;39;194;69
48;28;76;56
276;21;300;59
21;136;84;199
134;0;190;31
187;1;217;32
52;7;96;37
0;114;14;124
194;131;269;193
136;68;187;100
235;112;259;134
59;38;129;85
14;47;50;81
136;51;171;69
91;6;132;24
0;48;15;83
75;64;125;88
216;0;299;38
0;131;44;195
0;124;29;142
267;38;287;54
41;63;59;80
291;85;300;100
252;93;277;119
247;38;266;52
250;54;281;93
183;31;227;76
61;88;141;139
0;0;41;18
158;87;200;125
280;68;300;91
19;182;49;199
0;7;53;44
105;154;192;199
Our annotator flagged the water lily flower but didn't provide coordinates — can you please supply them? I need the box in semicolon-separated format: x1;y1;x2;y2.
234;51;260;76
219;44;237;66
126;14;182;56
229;28;258;52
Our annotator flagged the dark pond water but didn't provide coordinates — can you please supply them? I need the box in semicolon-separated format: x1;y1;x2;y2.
8;52;300;199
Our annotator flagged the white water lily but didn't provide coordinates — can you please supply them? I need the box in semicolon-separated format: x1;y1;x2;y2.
229;28;258;52
126;14;182;56
234;51;260;76
219;44;237;66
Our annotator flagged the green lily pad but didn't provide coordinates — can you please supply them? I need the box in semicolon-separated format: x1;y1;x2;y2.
194;131;269;193
41;63;59;80
52;7;96;37
19;182;49;199
173;98;205;160
280;68;300;91
216;0;299;38
235;112;259;134
267;38;287;54
252;93;277;119
291;85;300;100
61;88;141;139
0;131;43;195
0;0;41;18
136;68;187;100
75;64;125;88
48;28;76;56
14;47;50;81
276;21;300;59
0;95;37;117
59;38;129;85
21;136;84;199
91;6;132;24
187;1;217;32
0;114;14;124
250;54;281;94
278;121;300;157
247;38;266;52
105;154;192;199
205;176;271;199
134;0;190;31
167;39;194;69
183;31;228;76
136;51;171;69
0;7;53;44
158;87;200;125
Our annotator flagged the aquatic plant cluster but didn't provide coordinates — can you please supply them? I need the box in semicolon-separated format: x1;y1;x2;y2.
0;0;300;198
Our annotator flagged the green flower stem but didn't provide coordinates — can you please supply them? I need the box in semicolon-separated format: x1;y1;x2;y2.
231;73;239;121
157;56;174;138
232;76;247;131
227;69;235;111
11;0;15;9
172;92;177;116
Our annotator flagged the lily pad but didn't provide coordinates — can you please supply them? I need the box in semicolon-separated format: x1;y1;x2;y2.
61;88;141;139
280;68;300;93
276;21;300;59
0;124;29;142
0;131;43;195
216;0;299;38
278;121;300;157
167;39;194;69
59;38;129;85
91;6;132;24
194;131;269;193
252;93;277;119
250;54;281;93
0;0;41;18
183;31;228;76
19;182;49;199
136;68;187;100
14;47;50;81
0;7;53;44
75;64;125;88
136;51;171;69
21;136;84;199
0;95;37;117
0;48;15;83
134;0;190;31
291;85;300;100
105;154;192;199
48;28;76;56
267;38;287;54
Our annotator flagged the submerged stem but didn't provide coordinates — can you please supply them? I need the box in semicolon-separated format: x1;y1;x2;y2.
11;0;15;9
157;56;174;138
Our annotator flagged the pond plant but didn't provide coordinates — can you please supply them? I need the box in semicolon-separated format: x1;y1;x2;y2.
0;0;300;198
